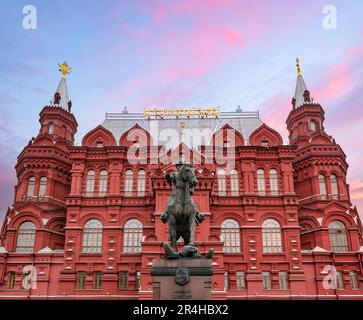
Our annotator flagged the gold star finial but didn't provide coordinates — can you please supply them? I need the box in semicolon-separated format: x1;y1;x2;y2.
296;57;302;76
58;61;72;79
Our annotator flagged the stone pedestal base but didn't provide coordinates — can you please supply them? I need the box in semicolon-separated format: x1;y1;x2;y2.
151;258;213;300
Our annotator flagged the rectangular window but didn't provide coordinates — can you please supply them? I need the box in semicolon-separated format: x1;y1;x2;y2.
350;271;358;290
94;271;102;290
8;272;16;290
230;174;239;196
86;178;95;197
279;271;289;290
224;272;229;291
236;271;245;290
336;271;344;289
119;271;128;290
262;272;271;290
76;271;86;290
319;175;327;200
218;178;226;196
136;271;141;290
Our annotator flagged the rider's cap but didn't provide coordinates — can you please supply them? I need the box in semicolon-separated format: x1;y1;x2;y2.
175;160;184;167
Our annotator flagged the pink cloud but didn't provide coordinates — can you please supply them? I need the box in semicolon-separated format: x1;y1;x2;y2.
93;1;314;112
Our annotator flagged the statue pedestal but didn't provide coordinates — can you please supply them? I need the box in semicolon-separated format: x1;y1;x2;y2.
151;258;213;300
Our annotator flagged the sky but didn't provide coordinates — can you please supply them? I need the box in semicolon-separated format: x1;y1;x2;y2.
0;0;363;220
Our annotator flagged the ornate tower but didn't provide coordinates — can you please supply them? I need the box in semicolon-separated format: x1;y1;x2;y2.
286;59;362;251
1;62;78;252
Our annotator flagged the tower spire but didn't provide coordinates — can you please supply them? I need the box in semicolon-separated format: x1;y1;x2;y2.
296;57;302;76
292;57;311;109
51;61;72;112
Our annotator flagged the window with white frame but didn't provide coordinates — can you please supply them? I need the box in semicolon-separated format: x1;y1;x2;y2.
136;271;141;290
279;271;289;290
230;169;239;196
310;120;317;131
236;271;246;290
329;220;348;252
262;218;282;253
262;271;271;290
123;219;143;253
336;271;344;289
16;221;36;253
39;176;47;198
86;170;95;197
221;219;240;253
99;170;108;196
269;169;278;196
26;177;35;199
224;271;229;290
330;174;339;200
350;271;358;289
257;169;266;196
124;170;133;197
48;123;54;134
137;170;146;196
318;174;327;200
217;169;226;196
82;219;102;253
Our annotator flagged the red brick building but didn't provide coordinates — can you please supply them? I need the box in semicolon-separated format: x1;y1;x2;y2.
0;61;362;300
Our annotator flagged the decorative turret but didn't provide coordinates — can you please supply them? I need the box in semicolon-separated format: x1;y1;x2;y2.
286;59;358;253
286;58;330;147
38;62;78;145
51;62;73;112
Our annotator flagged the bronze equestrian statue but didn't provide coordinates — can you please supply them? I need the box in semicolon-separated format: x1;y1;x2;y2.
160;161;208;259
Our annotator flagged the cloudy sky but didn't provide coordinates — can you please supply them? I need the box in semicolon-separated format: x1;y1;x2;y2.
0;0;362;220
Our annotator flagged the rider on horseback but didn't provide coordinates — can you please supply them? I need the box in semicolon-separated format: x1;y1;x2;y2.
160;160;205;225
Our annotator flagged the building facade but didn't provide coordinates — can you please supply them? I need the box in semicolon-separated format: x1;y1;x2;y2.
0;61;362;300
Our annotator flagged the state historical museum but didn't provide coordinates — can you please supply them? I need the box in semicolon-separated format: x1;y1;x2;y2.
0;60;362;300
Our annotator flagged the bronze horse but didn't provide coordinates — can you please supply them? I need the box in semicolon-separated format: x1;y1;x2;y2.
163;163;199;252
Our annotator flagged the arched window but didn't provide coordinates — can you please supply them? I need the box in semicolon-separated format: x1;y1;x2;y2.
269;169;278;196
48;123;54;134
262;219;282;253
230;169;239;196
137;170;146;196
99;170;108;196
82;219;102;253
123;219;143;253
257;169;266;196
329;220;348;252
124;170;133;197
26;177;35;199
39;177;47;198
16;221;36;253
221;219;240;253
319;174;327;200
86;170;95;197
217;169;226;196
330;174;338;200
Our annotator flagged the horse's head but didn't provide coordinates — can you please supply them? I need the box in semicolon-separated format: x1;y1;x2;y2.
179;164;198;189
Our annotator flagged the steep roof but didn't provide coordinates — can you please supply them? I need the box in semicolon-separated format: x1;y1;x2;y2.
293;58;308;109
51;77;70;109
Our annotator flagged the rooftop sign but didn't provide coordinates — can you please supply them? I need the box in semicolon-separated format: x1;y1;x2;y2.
144;107;220;119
